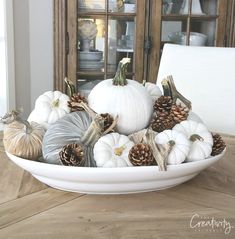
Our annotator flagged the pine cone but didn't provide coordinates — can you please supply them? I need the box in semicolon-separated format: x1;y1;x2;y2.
154;96;173;113
100;113;114;132
151;112;175;132
211;134;226;156
68;93;88;112
59;143;84;166
170;104;189;123
129;143;154;166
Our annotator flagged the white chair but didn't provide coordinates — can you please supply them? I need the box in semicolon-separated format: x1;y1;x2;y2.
157;44;235;135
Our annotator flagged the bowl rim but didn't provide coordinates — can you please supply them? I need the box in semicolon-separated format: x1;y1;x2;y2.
6;149;226;172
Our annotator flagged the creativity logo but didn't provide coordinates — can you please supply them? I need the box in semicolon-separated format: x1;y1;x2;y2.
190;213;234;235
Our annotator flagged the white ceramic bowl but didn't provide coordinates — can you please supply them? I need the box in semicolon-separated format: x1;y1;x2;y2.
6;150;225;194
168;32;207;46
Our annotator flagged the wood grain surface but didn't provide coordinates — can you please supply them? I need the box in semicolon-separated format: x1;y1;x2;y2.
0;132;234;239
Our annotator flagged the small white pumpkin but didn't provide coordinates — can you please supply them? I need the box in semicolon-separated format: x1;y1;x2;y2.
28;91;70;129
145;82;162;103
88;58;153;135
93;132;134;167
155;129;190;165
173;120;213;162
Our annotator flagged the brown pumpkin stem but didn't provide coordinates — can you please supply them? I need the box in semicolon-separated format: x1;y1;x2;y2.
143;129;172;171
0;110;32;134
161;75;192;110
190;134;204;142
113;58;130;86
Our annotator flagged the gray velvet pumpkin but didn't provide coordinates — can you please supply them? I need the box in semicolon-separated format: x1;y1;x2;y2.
42;111;95;166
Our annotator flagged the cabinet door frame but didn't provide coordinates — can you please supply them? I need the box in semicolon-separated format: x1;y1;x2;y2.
54;0;147;93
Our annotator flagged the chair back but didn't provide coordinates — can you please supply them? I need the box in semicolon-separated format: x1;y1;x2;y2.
157;44;235;135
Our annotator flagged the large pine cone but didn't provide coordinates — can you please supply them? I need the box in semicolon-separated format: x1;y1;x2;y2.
59;143;84;166
100;113;114;132
211;134;226;156
154;96;173;113
170;104;189;123
151;112;175;132
129;143;154;166
68;93;88;112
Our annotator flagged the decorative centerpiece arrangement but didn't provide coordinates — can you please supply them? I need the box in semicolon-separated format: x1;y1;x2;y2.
78;19;104;71
0;58;226;174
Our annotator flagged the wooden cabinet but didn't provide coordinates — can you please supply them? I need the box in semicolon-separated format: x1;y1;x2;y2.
54;0;234;93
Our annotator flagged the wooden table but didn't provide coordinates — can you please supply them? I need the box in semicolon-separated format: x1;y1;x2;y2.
0;132;234;239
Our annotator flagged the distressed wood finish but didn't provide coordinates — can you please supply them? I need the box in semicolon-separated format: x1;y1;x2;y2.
53;0;67;92
225;0;235;47
0;132;235;238
134;0;147;83
67;0;78;87
148;0;162;83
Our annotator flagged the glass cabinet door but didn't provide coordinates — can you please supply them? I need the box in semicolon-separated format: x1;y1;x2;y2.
74;0;145;96
161;0;219;47
147;0;227;83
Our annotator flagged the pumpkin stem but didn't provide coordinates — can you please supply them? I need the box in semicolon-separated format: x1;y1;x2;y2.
52;99;60;108
81;114;104;146
64;77;76;97
114;145;126;156
190;134;204;142
0;110;32;134
113;58;130;86
168;140;175;147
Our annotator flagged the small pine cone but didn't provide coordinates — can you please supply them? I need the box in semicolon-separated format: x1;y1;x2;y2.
129;143;154;166
68;93;88;112
59;143;84;166
170;104;189;123
100;113;114;132
151;112;175;132
154;96;173;113
211;134;226;156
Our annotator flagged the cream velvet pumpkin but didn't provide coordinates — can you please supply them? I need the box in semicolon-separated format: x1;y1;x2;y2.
155;129;190;165
93;133;134;167
88;58;153;135
4;121;45;160
28;91;70;129
173;120;213;161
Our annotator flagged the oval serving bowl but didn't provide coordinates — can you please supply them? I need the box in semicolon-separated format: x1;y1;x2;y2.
6;150;226;194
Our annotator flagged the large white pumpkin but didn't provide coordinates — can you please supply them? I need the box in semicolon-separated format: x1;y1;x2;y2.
88;58;153;135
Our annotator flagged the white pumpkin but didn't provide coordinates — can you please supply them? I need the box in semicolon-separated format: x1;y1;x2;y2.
173;120;213;162
93;132;134;167
88;58;153;135
28;91;70;129
155;129;190;165
145;82;162;103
